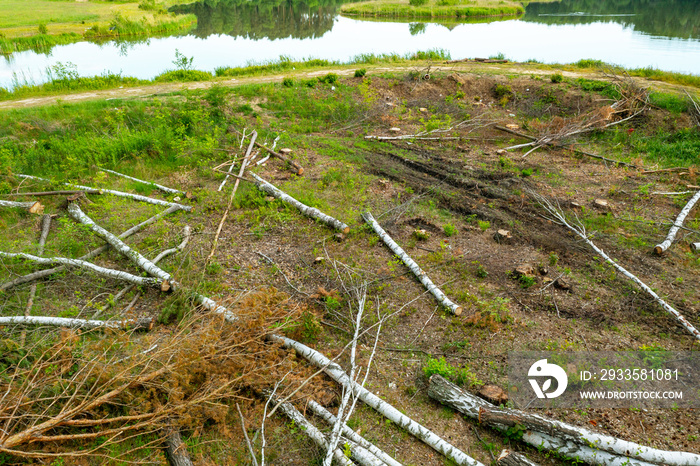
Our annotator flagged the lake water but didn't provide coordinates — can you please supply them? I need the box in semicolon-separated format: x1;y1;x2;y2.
1;0;699;90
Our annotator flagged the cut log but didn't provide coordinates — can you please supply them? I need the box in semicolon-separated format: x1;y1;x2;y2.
67;203;172;282
164;427;194;466
250;173;350;234
536;194;700;342
0;199;44;214
479;406;700;466
428;375;695;466
101;168;184;196
0;204;180;292
0;315;153;331
269;334;483;466
7;189;102;197
265;392;353;466
17;174;192;211
654;190;700;254
691;242;700;252
308;400;403;466
0;251;162;288
497;450;539;466
362;212;462;315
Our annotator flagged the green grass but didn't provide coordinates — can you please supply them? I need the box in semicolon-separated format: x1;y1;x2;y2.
0;0;195;55
341;0;524;19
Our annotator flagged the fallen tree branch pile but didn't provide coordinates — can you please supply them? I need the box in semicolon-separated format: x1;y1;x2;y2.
269;334;484;466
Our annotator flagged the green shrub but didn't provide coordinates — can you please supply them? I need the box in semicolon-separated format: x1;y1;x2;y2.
409;0;428;6
477;220;490;231
354;69;367;78
550;72;563;83
282;77;294;87
38;23;48;35
318;73;339;85
443;223;457;237
423;357;455;379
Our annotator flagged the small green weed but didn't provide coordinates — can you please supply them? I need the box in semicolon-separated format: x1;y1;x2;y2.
354;69;367;78
443;223;457;237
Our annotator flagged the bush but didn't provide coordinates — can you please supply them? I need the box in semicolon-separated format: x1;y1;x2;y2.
409;0;428;6
154;69;213;82
354;68;367;78
423;357;455;379
318;73;339;85
550;72;563;83
282;77;294;87
38;23;48;35
443;223;457;237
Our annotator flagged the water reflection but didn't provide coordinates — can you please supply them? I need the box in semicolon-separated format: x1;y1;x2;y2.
523;0;700;40
171;0;342;40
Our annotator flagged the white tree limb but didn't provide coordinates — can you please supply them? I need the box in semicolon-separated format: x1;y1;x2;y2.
691;243;700;252
0;251;162;288
309;400;403;466
265;392;353;466
362;211;462;315
269;334;483;466
0;315;153;331
0;204;180;292
535;194;700;342
17;174;191;211
24;215;51;317
67;203;171;283
250;173;350;234
0;199;44;214
654;190;700;254
100;168;184;195
497;450;539;466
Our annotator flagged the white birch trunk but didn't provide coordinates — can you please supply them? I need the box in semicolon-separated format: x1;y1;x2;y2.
267;393;354;466
24;215;52;316
308;400;403;466
0;204;180;292
536;196;700;342
0;315;153;331
67;203;171;283
341;437;389;466
0;199;44;214
17;174;192;211
428;375;696;466
269;334;484;466
0;251;162;288
654;190;700;254
691;242;700;252
101;168;184;195
361;212;462;315
251;173;350;234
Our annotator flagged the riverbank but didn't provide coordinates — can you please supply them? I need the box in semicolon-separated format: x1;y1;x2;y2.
0;0;195;55
340;0;524;19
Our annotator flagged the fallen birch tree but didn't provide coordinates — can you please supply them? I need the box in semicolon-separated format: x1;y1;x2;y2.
0;204;181;292
0;251;163;288
264;392;354;466
17;174;192;211
0;199;44;214
427;375;664;466
251;172;350;234
100;168;184;196
653;190;700;254
534;193;700;342
7;189;102;197
268;334;484;466
21;214;52;344
362;211;462;315
308;400;403;466
0;315;154;331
